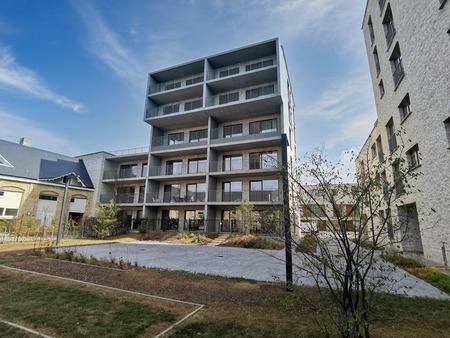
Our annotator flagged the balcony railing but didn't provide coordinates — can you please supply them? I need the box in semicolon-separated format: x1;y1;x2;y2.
148;73;204;95
151;136;207;151
205;83;277;108
146;98;203;119
209;158;278;173
392;61;405;88
103;170;146;180
208;190;281;203
210;128;280;143
148;163;207;177
206;56;276;81
146;191;206;203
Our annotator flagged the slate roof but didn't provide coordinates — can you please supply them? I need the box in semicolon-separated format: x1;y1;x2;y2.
0;139;94;189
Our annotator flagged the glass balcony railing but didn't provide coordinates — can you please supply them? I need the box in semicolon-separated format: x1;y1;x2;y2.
146;191;206;203
148;163;207;177
146;98;203;119
206;56;276;81
208;190;281;202
205;83;277;108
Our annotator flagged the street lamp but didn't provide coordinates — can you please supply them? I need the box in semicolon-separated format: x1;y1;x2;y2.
56;174;76;247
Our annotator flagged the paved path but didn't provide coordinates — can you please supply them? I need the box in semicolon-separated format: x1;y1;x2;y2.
67;242;450;300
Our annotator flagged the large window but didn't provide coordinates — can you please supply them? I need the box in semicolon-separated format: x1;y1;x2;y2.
163;104;179;115
249;151;278;170
164;184;181;202
184;99;202;111
219;92;239;104
188;158;207;174
223;124;242;138
245;84;274;99
184;210;204;231
222;181;242;202
166;160;183;175
373;47;381;75
119;164;138;178
186;183;206;202
223;155;242;171
168;132;184;145
392;160;405;196
250;179;279;202
189;129;208;143
368;16;375;44
249;119;277;134
141;163;148;177
221;210;237;232
117;186;135;203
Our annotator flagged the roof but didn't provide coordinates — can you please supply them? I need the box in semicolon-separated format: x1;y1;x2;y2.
0;139;94;188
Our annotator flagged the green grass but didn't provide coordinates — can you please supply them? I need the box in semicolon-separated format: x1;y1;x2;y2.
170;321;259;338
0;274;175;337
0;321;35;338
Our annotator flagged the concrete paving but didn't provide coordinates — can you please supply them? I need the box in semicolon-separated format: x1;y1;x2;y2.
67;242;450;300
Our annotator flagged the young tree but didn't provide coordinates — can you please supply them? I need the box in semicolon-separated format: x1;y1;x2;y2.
92;201;120;240
288;138;419;338
236;200;258;234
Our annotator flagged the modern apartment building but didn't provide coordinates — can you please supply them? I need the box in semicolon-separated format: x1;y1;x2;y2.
141;38;297;233
357;1;450;263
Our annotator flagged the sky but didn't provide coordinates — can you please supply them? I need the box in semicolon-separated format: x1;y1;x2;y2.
0;0;377;174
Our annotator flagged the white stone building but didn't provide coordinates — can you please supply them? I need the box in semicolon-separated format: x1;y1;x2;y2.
357;1;450;263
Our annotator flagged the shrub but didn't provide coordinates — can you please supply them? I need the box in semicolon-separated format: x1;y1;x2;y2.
222;234;283;250
178;233;206;244
296;234;318;253
408;267;450;294
381;254;424;269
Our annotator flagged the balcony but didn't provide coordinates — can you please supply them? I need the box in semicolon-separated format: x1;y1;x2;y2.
208;190;281;203
146;191;206;203
148;73;204;95
151;136;207;153
148;163;207;177
146;98;203;119
210;128;280;146
206;57;276;81
103;170;146;181
209;158;279;174
205;83;277;108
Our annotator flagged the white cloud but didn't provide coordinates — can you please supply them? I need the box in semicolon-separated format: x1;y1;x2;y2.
0;109;81;155
73;2;145;86
0;46;84;112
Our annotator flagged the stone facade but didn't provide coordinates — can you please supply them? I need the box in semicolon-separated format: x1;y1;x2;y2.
358;1;450;263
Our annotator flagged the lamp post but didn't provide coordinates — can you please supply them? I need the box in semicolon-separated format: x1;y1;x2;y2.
56;175;73;247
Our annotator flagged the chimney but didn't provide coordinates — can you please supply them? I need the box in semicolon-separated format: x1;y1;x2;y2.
20;137;32;147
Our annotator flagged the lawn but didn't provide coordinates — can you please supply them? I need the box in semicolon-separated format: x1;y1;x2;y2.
0;244;449;337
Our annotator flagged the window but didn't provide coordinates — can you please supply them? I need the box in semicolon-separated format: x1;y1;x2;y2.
219;92;239;104
165;81;181;90
249;119;277;134
141;163;148;177
168;132;184;145
219;67;239;77
378;79;385;98
439;0;447;9
386;118;397;152
223;155;242;171
303;204;326;218
390;43;405;88
184;99;202;111
245;84;274;99
376;136;384;162
0;154;13;168
249;151;278;170
117;186;135;203
223;124;243;138
188;158;207;173
39;193;58;201
368;17;375;44
398;94;412;121
250;179;279;202
4;208;18;217
186;76;203;86
189;129;208;143
119;164;138;178
186;183;206;202
406;144;420;169
383;5;396;47
245;59;273;71
222;181;242;202
0;191;4;197
380;170;388;195
378;0;385;11
371;144;377;159
444;117;450;147
373;47;381;75
163;104;180;115
166;160;183;175
139;186;145;203
221;210;237;232
392;160;405;195
163;184;181;202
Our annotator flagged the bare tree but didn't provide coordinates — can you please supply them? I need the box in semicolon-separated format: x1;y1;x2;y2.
287;136;420;338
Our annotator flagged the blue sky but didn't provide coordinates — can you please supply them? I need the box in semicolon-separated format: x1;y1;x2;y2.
0;0;376;170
